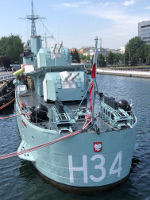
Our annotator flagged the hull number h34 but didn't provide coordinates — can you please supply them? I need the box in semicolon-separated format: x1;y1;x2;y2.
68;151;122;183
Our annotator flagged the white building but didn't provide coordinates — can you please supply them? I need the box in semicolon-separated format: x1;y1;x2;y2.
138;20;150;44
120;46;125;54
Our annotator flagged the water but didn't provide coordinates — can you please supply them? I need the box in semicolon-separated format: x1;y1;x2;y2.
0;75;150;200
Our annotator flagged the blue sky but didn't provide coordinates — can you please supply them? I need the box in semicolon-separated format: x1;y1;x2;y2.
0;0;150;49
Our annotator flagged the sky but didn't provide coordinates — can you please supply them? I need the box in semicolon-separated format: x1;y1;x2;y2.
0;0;150;49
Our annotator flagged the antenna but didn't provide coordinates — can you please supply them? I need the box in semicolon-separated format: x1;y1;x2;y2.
99;38;102;50
44;32;54;48
94;36;98;49
20;0;45;36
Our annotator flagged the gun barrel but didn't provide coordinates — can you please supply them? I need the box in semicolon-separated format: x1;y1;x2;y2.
71;73;80;80
65;73;72;81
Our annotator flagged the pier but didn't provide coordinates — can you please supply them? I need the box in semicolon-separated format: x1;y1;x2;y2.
0;72;13;88
97;68;150;78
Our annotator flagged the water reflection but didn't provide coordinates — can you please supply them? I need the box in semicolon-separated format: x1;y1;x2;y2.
1;75;150;199
19;160;37;181
131;157;140;173
0;102;15;115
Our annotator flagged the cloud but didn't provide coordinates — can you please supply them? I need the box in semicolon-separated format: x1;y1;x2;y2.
123;0;135;6
62;3;78;8
81;4;128;21
49;1;89;9
62;2;89;8
76;1;148;48
145;6;150;9
48;0;150;48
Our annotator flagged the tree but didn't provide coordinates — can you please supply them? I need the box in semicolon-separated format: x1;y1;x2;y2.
0;56;11;69
114;53;124;64
71;49;80;63
97;54;106;67
124;37;147;66
146;53;150;65
107;51;115;65
0;35;23;64
80;54;90;61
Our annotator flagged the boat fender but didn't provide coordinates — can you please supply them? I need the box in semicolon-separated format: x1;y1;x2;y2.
118;100;131;111
13;68;24;76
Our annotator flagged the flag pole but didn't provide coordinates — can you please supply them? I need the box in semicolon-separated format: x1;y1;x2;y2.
91;36;98;123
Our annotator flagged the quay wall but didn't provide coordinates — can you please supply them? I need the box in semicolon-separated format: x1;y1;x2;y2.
1;69;150;89
97;69;150;78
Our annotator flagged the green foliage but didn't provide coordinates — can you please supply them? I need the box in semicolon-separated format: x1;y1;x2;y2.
71;49;80;63
97;54;106;67
0;35;23;64
80;54;90;61
0;56;11;68
124;37;147;66
105;52;124;66
146;45;150;65
114;53;124;64
146;53;150;65
107;51;115;65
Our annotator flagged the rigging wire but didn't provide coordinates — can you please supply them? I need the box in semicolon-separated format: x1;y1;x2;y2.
0;116;92;160
33;3;57;43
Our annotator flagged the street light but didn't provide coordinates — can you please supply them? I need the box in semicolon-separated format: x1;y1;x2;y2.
128;51;131;67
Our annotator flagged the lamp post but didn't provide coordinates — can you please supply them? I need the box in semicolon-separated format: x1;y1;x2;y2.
128;51;131;67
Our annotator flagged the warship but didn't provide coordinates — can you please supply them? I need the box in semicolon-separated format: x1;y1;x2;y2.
13;1;137;193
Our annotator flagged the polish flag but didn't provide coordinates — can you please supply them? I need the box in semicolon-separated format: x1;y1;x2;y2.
91;48;98;79
89;81;94;112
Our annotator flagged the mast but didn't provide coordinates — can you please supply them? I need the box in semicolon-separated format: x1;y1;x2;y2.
94;36;98;59
27;0;39;36
21;0;45;37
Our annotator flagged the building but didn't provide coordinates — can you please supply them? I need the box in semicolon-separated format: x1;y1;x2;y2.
70;46;122;61
120;46;125;54
70;48;82;54
109;49;121;54
138;20;150;45
10;64;20;72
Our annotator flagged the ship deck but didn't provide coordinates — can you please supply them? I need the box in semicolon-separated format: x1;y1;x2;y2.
19;90;116;134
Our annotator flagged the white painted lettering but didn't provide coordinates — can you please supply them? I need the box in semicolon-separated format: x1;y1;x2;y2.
68;151;123;184
68;155;88;183
90;155;106;182
109;151;122;177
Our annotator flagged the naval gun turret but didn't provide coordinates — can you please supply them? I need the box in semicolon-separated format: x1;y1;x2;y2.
43;70;87;102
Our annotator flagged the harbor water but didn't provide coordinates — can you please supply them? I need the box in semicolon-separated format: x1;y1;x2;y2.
0;74;150;200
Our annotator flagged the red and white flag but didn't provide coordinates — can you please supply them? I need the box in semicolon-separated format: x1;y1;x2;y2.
89;81;94;112
91;48;98;79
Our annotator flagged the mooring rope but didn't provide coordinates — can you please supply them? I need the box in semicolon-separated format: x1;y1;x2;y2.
0;98;16;110
0;95;96;161
0;119;92;160
0;113;22;120
0;88;15;99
